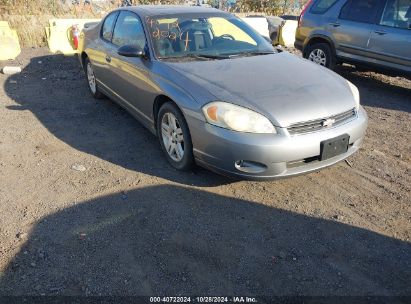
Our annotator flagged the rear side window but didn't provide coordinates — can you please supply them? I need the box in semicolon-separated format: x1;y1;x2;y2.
340;0;382;23
311;0;339;14
380;0;411;29
101;12;119;42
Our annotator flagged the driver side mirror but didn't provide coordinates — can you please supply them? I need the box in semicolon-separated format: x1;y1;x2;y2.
118;44;145;57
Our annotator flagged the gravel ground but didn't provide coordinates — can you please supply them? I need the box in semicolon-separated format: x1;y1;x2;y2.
0;48;410;297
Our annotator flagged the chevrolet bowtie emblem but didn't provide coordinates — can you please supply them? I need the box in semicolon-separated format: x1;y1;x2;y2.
322;118;336;127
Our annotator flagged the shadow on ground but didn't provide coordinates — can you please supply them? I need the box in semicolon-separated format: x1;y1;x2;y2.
0;185;410;296
335;65;411;113
3;54;231;187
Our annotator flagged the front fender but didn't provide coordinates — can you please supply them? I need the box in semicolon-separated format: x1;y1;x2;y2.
150;73;202;117
148;62;216;122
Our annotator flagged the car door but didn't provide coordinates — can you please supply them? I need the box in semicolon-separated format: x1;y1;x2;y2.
91;11;119;89
108;10;156;126
328;0;385;59
367;0;411;70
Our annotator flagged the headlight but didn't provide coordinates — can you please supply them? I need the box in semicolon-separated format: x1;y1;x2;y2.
346;80;360;109
202;101;276;134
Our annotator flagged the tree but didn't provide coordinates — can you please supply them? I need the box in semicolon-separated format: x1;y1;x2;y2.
237;0;283;15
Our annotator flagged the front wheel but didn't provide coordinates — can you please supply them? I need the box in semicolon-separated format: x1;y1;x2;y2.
157;102;195;171
84;58;105;99
305;43;335;70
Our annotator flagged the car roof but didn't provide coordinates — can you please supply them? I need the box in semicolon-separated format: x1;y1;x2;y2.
120;5;225;17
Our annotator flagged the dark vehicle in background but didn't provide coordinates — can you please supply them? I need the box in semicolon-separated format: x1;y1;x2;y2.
295;0;411;75
280;15;299;21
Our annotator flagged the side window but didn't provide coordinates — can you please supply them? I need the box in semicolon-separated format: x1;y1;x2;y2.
380;0;411;29
101;12;119;42
310;0;339;14
112;11;146;48
340;0;382;23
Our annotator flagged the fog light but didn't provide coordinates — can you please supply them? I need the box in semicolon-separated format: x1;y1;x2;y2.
234;160;267;174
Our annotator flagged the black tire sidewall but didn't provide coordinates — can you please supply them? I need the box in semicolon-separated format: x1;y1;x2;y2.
305;43;335;70
157;103;194;171
84;58;104;99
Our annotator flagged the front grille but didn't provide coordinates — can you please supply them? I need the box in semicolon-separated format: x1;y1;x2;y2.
287;108;357;135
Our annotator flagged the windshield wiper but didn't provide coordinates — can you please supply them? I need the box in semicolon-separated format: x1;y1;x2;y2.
188;53;229;60
159;53;229;60
229;51;275;58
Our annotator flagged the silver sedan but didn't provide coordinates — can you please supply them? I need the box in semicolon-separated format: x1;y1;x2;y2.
79;5;368;180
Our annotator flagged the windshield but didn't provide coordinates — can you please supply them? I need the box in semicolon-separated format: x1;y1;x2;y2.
145;13;274;60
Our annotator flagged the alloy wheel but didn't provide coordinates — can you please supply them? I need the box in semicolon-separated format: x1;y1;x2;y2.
308;49;327;66
161;112;185;162
87;62;97;94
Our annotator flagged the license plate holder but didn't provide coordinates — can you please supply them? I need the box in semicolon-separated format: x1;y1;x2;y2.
320;134;350;161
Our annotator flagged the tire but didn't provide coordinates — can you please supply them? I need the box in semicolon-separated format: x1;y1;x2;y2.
157;102;195;171
84;57;105;99
305;42;336;70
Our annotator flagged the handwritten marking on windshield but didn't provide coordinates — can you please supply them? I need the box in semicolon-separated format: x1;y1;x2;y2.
183;31;191;51
146;17;185;42
146;17;155;28
152;28;176;39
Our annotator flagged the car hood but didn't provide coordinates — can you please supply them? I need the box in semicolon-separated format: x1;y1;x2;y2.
163;52;357;127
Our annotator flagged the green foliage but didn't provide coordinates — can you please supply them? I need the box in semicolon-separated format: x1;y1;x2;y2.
237;0;303;15
238;0;279;15
0;0;303;47
0;0;65;15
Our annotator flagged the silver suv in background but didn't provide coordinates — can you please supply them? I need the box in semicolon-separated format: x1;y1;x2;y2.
295;0;411;76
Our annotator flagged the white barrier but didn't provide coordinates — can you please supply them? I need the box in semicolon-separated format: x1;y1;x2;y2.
0;21;21;60
46;18;100;55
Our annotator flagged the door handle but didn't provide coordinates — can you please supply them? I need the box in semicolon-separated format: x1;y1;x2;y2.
105;55;111;63
374;30;387;35
330;22;341;27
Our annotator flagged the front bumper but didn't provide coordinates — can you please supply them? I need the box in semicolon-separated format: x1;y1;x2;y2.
188;106;368;180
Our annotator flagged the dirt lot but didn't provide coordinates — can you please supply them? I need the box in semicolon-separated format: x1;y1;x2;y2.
0;48;410;297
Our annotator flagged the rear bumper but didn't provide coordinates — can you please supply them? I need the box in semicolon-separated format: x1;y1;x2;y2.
188;106;368;180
